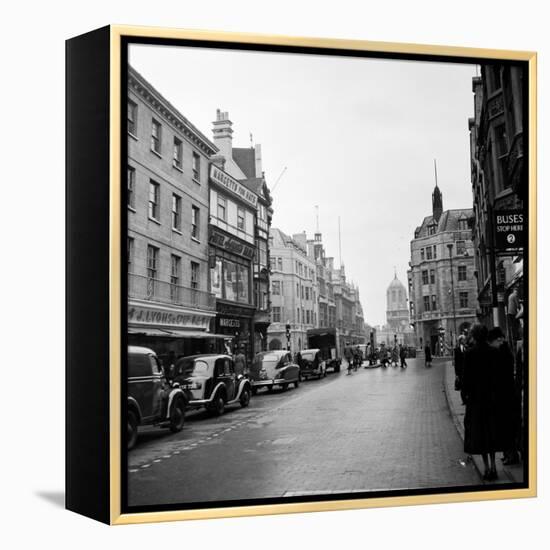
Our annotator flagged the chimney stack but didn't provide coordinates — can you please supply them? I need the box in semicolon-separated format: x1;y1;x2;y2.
212;109;233;160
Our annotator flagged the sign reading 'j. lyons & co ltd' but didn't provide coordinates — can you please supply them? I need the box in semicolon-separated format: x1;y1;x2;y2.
494;209;524;250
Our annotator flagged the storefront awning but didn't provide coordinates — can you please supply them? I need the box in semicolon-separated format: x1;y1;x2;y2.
128;328;229;339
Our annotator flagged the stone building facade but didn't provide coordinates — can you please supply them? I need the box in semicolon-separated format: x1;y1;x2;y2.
468;66;525;332
376;274;414;346
267;228;318;352
408;184;477;354
126;66;219;359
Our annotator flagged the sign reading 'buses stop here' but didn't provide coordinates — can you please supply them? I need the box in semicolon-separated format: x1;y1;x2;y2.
494;209;524;249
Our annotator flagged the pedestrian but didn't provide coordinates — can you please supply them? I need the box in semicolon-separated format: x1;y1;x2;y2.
399;344;407;368
507;286;520;344
344;346;353;375
234;345;247;377
488;327;520;466
424;344;432;367
463;324;511;481
453;335;467;404
164;350;177;382
379;343;388;367
391;345;399;367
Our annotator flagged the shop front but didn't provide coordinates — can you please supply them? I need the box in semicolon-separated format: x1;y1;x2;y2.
213;302;255;361
127;299;226;368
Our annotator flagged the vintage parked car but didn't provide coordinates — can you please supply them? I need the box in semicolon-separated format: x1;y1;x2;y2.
249;350;301;394
173;354;252;415
298;348;327;380
127;346;187;450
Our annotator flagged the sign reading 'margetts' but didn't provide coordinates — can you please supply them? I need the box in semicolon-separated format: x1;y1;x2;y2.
210;165;258;207
494;209;524;249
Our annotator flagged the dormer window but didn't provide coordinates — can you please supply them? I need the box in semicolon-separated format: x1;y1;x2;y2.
428;223;437;236
458;218;469;231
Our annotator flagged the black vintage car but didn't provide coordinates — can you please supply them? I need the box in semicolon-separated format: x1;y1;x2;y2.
298;349;327;380
173;354;252;416
127;346;187;450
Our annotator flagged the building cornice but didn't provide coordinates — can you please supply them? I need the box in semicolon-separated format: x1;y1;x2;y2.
129;66;218;157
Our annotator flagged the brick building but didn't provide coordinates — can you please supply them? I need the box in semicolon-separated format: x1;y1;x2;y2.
408;183;477;354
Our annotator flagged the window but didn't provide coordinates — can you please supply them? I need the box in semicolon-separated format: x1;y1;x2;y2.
237;207;245;230
306;310;311;324
430;270;435;284
426;247;433;260
190;262;199;290
127;166;135;209
297;308;300;323
127;237;134;273
148;181;160;221
456;240;466;255
305;287;309;300
423;296;430;312
277;258;283;271
431;295;437;311
420;248;425;261
191;206;200;240
217;196;226;221
301;285;304;299
272;281;281;295
172;194;181;231
428;224;436;235
296;283;299;295
151;119;162;154
422;270;429;285
433;245;437;259
272;306;281;323
173;137;182;169
459;292;468;308
146;245;159;296
270;257;276;270
458;265;467;281
257;240;267;266
170;255;181;302
458;218;469;231
192;152;201;181
127;100;137;135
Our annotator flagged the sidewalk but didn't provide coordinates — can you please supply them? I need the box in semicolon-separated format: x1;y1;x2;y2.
442;359;524;485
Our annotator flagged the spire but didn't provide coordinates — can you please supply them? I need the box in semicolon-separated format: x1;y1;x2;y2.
432;159;443;222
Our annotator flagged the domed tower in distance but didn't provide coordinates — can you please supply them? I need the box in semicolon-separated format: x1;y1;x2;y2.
386;272;410;332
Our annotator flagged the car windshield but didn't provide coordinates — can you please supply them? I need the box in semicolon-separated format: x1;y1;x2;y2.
253;353;280;367
301;352;315;361
175;358;209;377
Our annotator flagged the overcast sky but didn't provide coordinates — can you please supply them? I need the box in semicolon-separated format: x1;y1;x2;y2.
129;44;477;326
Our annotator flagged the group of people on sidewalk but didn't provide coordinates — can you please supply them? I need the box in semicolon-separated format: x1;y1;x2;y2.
452;324;522;481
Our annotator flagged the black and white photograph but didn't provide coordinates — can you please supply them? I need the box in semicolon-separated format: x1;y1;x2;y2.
123;40;530;511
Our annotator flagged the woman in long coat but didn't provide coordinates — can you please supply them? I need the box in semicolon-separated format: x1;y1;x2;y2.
462;325;511;481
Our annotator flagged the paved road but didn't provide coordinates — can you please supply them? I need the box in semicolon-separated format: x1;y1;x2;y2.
128;357;479;507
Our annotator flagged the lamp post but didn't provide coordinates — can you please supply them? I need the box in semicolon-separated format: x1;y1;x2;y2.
447;243;458;348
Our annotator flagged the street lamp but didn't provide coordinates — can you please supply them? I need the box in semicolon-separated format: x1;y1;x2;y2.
447;243;458;348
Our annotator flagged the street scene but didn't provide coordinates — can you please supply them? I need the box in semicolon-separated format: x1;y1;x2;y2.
126;45;527;507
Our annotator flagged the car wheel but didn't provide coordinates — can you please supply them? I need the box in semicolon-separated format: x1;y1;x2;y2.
127;409;138;450
240;387;251;407
211;393;226;416
169;397;185;433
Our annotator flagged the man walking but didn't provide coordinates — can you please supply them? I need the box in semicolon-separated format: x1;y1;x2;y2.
399;344;407;368
454;335;467;404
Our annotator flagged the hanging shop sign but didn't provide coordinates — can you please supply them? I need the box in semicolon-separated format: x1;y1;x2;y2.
494;210;524;249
